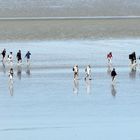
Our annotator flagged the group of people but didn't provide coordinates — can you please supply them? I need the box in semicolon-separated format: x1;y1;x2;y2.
72;51;140;83
73;63;117;83
1;49;31;64
1;48;31;81
1;48;139;84
73;64;92;81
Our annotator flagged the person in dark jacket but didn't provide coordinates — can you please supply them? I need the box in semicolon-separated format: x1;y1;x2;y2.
16;50;22;63
1;48;6;61
25;51;31;63
129;52;136;64
111;68;117;81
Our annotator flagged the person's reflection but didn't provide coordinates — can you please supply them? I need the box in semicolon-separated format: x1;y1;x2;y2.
129;68;136;79
2;61;6;74
17;65;22;80
85;79;91;94
107;65;112;75
111;84;117;97
73;79;79;95
26;65;31;77
8;80;14;96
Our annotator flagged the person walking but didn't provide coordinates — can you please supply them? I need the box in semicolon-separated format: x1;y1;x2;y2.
1;48;6;61
111;68;117;82
85;65;92;80
107;52;113;66
16;50;22;64
25;51;31;64
73;65;79;80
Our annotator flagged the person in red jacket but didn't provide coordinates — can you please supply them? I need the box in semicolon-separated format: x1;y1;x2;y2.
107;52;113;64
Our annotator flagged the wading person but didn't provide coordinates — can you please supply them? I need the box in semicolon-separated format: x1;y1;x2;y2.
129;52;136;64
25;51;31;64
85;65;92;80
8;52;13;65
129;52;137;70
1;48;6;61
111;68;117;82
73;65;79;80
107;52;113;65
16;50;22;64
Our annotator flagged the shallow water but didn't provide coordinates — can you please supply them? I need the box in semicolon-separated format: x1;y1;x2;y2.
0;39;140;140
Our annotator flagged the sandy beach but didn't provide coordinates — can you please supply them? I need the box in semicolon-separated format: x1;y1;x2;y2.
0;18;140;41
0;1;140;138
0;39;140;139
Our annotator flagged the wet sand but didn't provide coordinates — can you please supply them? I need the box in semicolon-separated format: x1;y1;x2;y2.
0;18;140;41
0;66;140;140
0;40;140;139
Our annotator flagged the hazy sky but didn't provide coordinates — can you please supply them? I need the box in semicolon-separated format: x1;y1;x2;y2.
0;0;140;17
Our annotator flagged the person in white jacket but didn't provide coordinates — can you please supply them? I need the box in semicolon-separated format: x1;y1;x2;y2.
73;65;79;80
85;65;92;80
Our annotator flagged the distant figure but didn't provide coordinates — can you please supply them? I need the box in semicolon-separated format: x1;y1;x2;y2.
111;68;117;82
1;48;6;61
129;52;136;64
85;65;92;80
8;52;13;65
25;51;31;64
16;50;22;64
9;68;14;81
129;52;137;70
73;65;79;80
107;52;113;65
138;55;140;68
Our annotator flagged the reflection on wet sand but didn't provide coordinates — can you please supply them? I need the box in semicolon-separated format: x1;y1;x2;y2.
2;61;6;74
129;68;136;79
85;79;92;94
111;84;117;97
73;79;79;95
107;65;112;75
8;80;14;96
17;65;22;80
26;65;31;77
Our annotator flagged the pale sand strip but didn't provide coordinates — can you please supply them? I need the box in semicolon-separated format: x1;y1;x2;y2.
0;18;140;41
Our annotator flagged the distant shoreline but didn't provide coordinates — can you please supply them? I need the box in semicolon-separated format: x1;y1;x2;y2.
0;16;140;41
0;16;140;21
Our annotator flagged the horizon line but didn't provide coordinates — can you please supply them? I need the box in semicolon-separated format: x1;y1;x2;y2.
0;16;140;20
